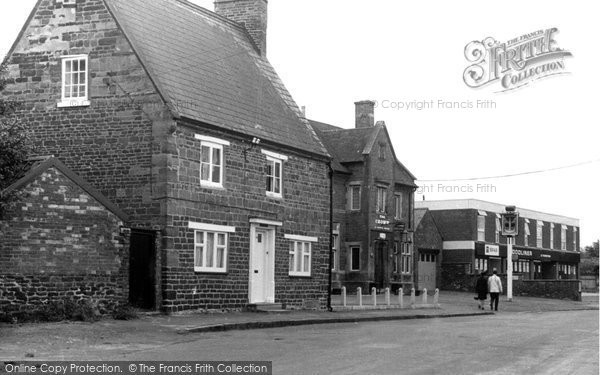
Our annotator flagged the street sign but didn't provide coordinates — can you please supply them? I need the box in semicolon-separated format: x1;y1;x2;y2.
501;212;519;236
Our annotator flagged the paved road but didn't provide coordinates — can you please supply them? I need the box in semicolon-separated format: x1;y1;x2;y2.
114;310;598;375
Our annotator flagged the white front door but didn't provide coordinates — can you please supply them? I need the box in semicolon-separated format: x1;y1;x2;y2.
249;226;275;303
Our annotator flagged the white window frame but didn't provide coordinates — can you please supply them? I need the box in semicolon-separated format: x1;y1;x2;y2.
332;225;340;271
550;223;555;249
477;214;486;242
561;225;567;250
573;227;578;250
376;187;387;214
394;193;403;220
199;140;225;188
58;54;90;107
401;243;412;274
262;150;287;199
524;219;530;246
537;221;544;248
193;231;229;273
288;239;313;277
349;184;361;211
350;246;361;271
495;214;501;244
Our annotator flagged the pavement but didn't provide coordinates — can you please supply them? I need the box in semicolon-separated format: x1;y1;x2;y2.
0;291;597;361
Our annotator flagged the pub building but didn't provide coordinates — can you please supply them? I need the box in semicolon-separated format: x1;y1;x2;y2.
415;199;580;285
310;101;418;293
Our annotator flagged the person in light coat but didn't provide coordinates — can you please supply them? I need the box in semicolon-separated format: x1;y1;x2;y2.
487;268;503;311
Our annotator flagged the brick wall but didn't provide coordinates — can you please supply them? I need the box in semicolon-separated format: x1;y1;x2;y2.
0;167;129;314
2;0;168;228
159;123;330;312
430;210;476;241
441;267;582;301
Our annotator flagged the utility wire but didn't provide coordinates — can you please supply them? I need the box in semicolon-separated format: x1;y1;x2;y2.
418;157;600;182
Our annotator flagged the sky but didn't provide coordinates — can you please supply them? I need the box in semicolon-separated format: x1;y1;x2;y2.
1;0;598;247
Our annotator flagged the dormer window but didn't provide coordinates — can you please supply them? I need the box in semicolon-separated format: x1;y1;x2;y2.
58;55;90;108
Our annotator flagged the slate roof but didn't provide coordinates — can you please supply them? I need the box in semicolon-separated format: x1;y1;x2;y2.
310;121;378;163
105;0;328;157
414;208;429;229
310;119;417;186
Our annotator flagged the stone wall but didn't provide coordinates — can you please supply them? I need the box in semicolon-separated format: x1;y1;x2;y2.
2;0;167;228
160;123;331;312
0;167;129;314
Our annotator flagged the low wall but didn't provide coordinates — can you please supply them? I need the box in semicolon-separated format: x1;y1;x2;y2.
512;279;581;301
0;274;128;315
441;265;582;301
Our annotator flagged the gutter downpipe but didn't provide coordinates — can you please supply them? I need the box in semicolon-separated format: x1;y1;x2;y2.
327;161;334;312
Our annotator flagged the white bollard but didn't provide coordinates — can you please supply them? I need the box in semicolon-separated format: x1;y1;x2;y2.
342;286;347;307
357;287;362;307
434;288;440;307
422;288;428;304
399;288;404;308
385;288;390;306
410;288;416;308
372;287;377;306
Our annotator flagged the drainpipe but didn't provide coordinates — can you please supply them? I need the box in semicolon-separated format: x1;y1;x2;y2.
327;161;334;312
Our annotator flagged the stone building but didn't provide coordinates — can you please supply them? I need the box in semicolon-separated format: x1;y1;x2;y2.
0;157;129;314
310;101;417;293
1;0;331;312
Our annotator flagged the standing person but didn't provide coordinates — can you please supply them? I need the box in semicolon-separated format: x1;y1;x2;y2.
488;268;503;311
475;271;488;309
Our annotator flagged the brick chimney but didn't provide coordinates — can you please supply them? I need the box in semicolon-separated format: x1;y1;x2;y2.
214;0;268;56
355;100;376;128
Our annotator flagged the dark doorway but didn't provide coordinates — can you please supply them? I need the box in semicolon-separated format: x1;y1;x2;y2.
129;230;156;309
374;240;387;289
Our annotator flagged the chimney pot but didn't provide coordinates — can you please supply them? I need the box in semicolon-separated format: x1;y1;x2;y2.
355;100;376;128
214;0;268;56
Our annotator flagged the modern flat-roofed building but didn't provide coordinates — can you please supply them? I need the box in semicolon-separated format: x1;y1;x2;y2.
415;199;580;290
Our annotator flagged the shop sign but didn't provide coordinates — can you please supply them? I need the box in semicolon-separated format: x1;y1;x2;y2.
485;244;500;256
513;249;533;257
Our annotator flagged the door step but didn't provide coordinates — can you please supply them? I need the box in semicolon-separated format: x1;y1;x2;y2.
246;303;290;313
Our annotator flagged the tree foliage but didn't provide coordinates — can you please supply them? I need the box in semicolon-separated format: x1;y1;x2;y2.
0;62;29;214
580;241;600;276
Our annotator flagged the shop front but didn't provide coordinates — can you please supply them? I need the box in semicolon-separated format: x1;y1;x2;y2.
473;242;580;280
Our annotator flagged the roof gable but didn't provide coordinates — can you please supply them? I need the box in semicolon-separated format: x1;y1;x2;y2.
3;157;129;222
104;0;328;157
311;120;417;185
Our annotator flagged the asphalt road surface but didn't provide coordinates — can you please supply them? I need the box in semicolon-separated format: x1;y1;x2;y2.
119;310;598;375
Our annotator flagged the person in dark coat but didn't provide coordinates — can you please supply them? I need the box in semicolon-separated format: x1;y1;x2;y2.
475;271;488;310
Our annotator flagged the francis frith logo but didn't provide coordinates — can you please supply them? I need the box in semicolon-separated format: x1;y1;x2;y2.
463;28;572;92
